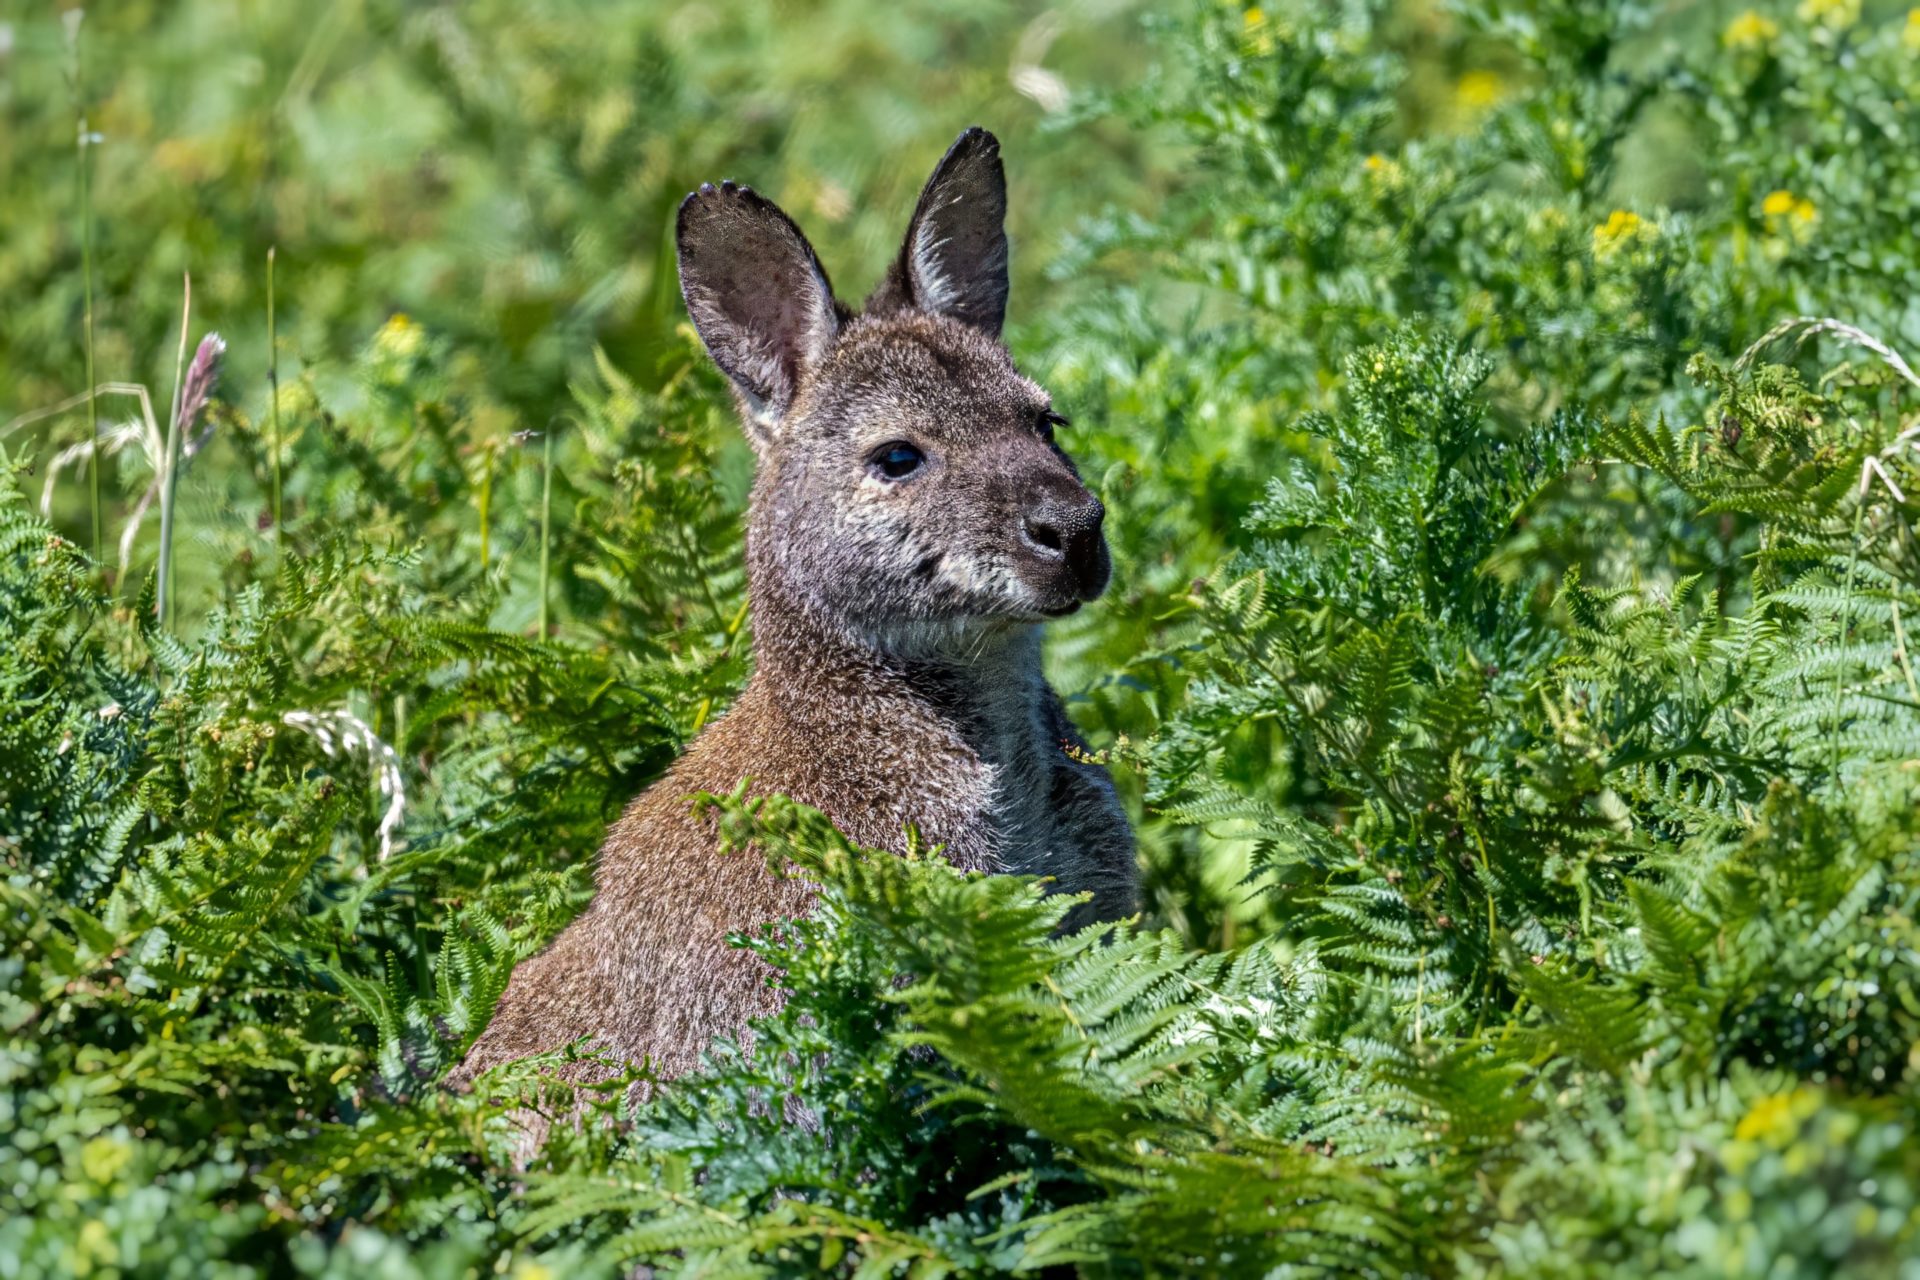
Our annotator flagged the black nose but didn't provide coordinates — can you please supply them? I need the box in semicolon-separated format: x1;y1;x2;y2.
1022;494;1107;584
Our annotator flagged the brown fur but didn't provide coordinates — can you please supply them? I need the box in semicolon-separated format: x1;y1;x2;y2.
454;128;1136;1117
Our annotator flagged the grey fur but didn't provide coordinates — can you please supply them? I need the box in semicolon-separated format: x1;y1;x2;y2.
453;128;1136;1135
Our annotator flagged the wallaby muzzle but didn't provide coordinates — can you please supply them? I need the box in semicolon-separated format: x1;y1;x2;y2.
1020;480;1110;608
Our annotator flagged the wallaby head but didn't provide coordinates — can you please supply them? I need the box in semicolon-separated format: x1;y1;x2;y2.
676;128;1110;659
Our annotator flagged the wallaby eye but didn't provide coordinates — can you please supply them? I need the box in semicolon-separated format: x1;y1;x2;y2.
870;442;926;481
1037;409;1070;444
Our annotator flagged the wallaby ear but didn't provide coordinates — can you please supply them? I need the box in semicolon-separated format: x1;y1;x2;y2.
677;181;842;449
868;127;1010;337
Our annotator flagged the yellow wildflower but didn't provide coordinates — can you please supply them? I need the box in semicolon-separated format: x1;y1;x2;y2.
374;312;424;360
1904;9;1920;52
1798;0;1860;30
1362;152;1401;184
1736;1085;1823;1145
1734;1091;1797;1142
1762;189;1818;233
1454;70;1505;110
1723;10;1781;47
1243;7;1275;56
1592;209;1654;258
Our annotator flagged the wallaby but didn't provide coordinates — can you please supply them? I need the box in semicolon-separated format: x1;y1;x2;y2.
455;127;1136;1117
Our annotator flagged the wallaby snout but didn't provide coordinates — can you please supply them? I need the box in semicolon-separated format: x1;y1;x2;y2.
1019;479;1109;611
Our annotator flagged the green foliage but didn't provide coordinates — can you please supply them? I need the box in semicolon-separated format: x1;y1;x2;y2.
8;0;1920;1275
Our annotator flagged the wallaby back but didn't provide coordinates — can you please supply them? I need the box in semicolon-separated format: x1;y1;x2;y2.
456;128;1136;1123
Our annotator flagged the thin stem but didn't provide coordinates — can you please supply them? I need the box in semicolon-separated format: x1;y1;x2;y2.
268;246;283;551
80;145;99;559
672;516;726;632
691;597;754;733
158;274;192;626
537;425;554;637
1893;598;1920;706
477;441;494;570
69;13;101;563
1827;498;1867;779
1413;949;1426;1049
2;383;156;443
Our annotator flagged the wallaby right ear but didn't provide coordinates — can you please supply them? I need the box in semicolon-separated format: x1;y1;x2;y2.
867;127;1010;337
677;181;841;450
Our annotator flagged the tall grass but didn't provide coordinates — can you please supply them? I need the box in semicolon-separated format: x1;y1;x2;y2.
537;423;554;637
476;438;498;571
157;277;191;624
65;10;101;563
153;285;225;627
267;246;283;551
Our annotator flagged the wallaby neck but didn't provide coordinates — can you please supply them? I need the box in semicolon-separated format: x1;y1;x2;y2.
748;572;1044;758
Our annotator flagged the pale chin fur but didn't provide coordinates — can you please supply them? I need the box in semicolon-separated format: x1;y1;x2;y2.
846;590;1058;666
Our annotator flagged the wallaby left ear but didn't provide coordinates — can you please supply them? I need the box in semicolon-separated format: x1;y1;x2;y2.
677;180;842;452
867;127;1009;336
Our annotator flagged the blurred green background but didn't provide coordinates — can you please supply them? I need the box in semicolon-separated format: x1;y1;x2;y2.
9;1;1920;1273
1;0;1161;424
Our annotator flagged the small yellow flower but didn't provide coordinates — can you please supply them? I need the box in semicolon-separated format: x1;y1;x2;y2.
1243;7;1275;56
1454;70;1506;110
1592;209;1655;258
1361;152;1402;184
1762;189;1818;234
1724;10;1781;48
1798;0;1860;30
1734;1091;1796;1142
1903;8;1920;52
374;312;424;360
1735;1085;1822;1145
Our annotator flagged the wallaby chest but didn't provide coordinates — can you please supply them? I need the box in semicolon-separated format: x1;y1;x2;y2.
899;640;1091;878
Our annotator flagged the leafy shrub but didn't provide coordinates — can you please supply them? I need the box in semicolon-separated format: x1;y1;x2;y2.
7;0;1920;1276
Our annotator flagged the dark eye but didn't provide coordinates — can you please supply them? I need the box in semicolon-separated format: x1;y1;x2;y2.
1037;409;1070;444
870;441;925;481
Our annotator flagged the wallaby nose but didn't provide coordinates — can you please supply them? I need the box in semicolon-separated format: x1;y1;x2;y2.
1021;492;1108;594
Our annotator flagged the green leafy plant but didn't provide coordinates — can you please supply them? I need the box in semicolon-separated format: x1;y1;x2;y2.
7;0;1920;1276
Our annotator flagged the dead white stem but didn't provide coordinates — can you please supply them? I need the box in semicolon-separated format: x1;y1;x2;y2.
280;708;406;862
1737;315;1920;390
